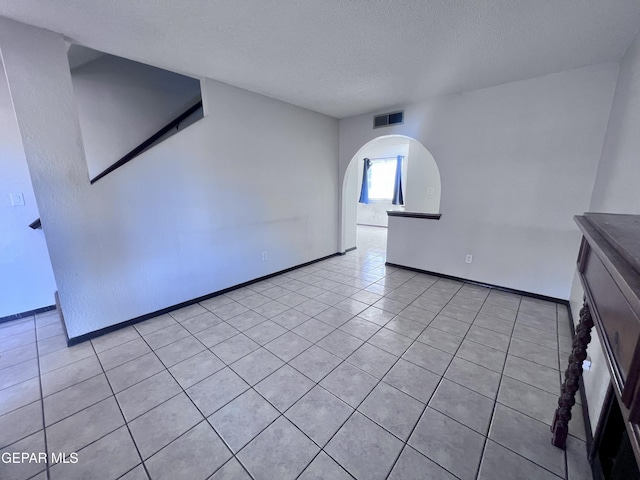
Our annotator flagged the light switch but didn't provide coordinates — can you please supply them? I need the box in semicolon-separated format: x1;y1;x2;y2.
426;187;435;195
10;193;25;206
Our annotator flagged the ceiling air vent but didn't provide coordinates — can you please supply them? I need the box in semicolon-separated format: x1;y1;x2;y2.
373;111;403;129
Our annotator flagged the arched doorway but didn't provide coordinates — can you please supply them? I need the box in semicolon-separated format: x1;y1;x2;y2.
340;135;441;252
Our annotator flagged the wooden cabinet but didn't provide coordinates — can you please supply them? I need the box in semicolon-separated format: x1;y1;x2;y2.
552;213;640;468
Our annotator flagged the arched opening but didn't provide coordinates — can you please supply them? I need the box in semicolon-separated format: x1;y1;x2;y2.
340;135;441;252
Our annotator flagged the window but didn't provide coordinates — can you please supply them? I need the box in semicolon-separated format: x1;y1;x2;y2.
359;155;404;206
368;158;398;202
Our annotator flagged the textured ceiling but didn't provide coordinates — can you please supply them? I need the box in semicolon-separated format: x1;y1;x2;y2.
1;1;639;118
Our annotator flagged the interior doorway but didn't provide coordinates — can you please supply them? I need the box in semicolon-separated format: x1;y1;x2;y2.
340;135;441;254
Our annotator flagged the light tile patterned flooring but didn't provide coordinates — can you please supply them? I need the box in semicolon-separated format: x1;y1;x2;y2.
0;225;592;480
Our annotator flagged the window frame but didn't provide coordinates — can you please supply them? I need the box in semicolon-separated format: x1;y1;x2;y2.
366;157;398;203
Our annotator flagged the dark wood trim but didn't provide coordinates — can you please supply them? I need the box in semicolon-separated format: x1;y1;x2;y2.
552;302;594;449
576;215;640;326
0;304;56;325
590;384;614;477
66;251;341;346
581;262;628;404
340;246;357;255
90;100;203;184
586;213;640;275
578;237;590;273
628;346;640;419
386;211;441;220
576;216;640;406
564;300;598;463
591;455;605;480
29;218;42;230
566;300;597;461
384;262;568;305
592;385;614;459
572;213;640;468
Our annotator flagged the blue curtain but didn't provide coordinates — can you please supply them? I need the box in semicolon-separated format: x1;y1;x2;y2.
392;155;404;205
358;158;371;204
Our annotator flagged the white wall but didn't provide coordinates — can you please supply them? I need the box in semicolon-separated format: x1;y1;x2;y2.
1;18;339;339
72;54;201;178
0;64;57;318
340;62;618;299
572;29;640;433
589;33;640;214
0;48;201;320
403;140;441;213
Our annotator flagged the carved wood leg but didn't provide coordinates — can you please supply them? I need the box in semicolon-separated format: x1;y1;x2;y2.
551;302;594;449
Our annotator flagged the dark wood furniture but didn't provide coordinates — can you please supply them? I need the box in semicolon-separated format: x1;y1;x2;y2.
552;213;640;470
386;211;441;220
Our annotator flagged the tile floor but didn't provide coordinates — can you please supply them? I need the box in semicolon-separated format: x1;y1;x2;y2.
0;225;592;479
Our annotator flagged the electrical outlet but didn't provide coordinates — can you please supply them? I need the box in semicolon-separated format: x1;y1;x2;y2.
465;254;473;264
261;252;268;261
426;187;435;195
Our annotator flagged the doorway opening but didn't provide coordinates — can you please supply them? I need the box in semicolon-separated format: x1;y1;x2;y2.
340;135;441;255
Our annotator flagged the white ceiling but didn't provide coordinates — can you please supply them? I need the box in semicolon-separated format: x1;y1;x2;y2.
67;44;104;70
1;1;639;118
